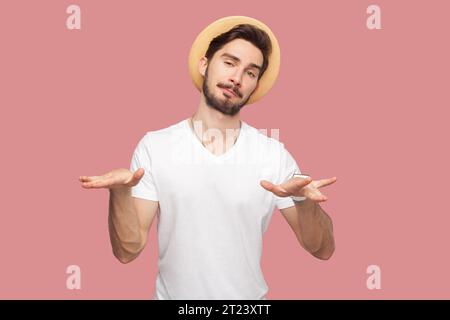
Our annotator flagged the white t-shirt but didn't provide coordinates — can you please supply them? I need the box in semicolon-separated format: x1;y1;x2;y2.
129;118;305;300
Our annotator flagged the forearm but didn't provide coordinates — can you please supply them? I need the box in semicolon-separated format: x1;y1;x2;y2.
108;187;143;263
294;199;335;259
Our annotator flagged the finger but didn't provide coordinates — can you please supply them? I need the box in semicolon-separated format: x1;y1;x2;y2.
81;178;113;189
79;175;100;182
304;187;327;202
273;185;290;197
125;168;144;186
315;176;337;189
81;181;105;189
313;195;327;202
307;191;327;202
81;181;97;188
81;180;101;188
260;180;275;192
282;177;312;194
291;177;313;188
132;168;145;181
260;180;289;197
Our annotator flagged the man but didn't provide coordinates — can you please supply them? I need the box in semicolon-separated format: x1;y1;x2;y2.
79;16;337;300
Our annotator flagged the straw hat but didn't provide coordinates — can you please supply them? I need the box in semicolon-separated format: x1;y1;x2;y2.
188;16;280;105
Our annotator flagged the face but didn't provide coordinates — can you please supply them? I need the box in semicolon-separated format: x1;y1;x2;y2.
200;38;263;116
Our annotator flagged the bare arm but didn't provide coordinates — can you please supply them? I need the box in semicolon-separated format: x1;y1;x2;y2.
295;199;334;258
108;187;159;263
261;174;337;260
281;201;335;260
80;168;158;264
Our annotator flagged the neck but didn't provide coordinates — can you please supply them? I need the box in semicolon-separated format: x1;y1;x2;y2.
192;95;241;132
189;95;242;148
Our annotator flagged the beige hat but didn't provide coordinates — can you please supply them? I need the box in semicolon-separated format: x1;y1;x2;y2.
188;16;281;105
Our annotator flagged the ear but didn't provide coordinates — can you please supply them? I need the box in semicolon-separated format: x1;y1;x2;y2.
198;57;208;77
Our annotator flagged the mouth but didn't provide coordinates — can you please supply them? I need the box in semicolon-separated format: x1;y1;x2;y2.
221;87;238;97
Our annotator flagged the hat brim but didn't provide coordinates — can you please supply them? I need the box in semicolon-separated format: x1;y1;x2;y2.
188;16;280;105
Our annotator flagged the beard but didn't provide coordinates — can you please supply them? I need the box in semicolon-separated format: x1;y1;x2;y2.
202;66;254;116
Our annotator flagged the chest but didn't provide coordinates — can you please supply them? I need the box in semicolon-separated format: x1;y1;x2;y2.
154;160;277;211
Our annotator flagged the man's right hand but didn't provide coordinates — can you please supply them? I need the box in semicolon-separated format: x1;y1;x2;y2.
79;168;145;189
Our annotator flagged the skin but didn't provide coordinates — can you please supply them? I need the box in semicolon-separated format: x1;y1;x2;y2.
189;38;262;155
201;39;261;117
79;38;337;264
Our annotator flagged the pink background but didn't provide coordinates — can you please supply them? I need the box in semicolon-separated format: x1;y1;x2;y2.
1;0;449;299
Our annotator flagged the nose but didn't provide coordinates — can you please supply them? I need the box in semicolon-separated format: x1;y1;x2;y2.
229;69;244;88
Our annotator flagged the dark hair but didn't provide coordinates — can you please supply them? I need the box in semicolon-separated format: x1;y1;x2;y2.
204;24;272;80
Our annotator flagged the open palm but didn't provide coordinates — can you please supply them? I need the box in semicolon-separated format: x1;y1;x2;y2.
260;175;337;203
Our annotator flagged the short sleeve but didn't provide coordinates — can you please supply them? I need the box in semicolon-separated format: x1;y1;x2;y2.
274;144;306;210
129;133;159;201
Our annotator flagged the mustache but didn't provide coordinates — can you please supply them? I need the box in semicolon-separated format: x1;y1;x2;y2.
217;83;242;98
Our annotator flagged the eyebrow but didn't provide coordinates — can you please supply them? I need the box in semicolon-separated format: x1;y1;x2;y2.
220;53;262;71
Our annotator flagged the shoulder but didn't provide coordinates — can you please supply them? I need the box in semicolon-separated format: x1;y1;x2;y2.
139;119;186;144
243;121;286;153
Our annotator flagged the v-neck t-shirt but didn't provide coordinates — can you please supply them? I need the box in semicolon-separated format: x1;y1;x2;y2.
129;118;305;300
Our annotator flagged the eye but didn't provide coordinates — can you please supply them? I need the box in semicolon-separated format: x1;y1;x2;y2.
247;71;256;78
224;61;234;66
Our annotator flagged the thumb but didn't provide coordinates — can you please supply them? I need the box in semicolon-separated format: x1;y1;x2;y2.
132;168;145;182
260;180;275;192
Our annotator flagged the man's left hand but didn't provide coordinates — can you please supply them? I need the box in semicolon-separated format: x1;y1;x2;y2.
260;175;337;203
